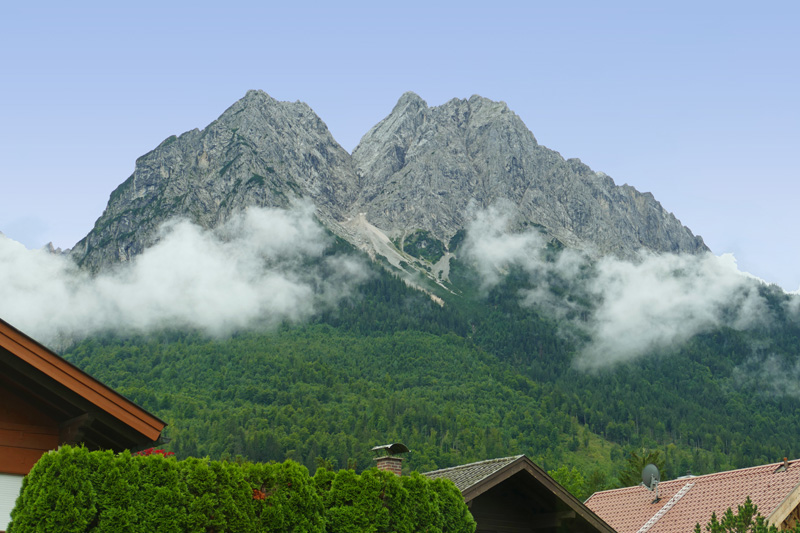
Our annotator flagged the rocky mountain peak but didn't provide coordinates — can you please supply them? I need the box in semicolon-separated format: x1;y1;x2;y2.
350;94;705;259
70;90;707;273
352;93;429;193
394;91;427;111
464;93;512;114
70;91;358;271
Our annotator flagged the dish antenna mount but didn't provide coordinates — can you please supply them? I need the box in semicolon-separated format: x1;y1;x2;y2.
641;463;661;503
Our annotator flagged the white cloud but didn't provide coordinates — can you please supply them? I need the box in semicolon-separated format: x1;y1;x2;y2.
460;207;775;368
576;252;768;369
0;203;369;347
732;354;800;398
460;204;586;299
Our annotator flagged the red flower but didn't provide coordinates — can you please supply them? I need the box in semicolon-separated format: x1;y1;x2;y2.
133;447;174;457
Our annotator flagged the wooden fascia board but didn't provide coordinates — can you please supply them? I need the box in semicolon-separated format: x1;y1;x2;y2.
2;356;86;419
462;456;616;533
520;457;617;533
1;357;146;449
0;321;165;442
768;480;800;527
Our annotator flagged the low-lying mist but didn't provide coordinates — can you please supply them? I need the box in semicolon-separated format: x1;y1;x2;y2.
0;203;370;348
3;201;794;374
461;206;788;369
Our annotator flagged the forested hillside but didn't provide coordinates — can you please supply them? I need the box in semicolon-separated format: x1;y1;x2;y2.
62;241;800;499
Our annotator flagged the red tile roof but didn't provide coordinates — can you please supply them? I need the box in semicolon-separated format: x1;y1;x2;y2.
585;459;800;533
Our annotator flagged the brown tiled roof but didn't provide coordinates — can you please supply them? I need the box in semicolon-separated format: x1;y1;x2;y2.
585;459;800;533
423;455;524;493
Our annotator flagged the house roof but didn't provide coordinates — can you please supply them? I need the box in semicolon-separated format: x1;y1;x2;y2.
424;455;616;533
424;455;524;496
585;459;800;533
0;318;166;451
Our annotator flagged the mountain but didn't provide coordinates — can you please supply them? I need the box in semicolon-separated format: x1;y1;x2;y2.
70;90;359;271
45;90;800;492
351;92;706;259
70;90;706;273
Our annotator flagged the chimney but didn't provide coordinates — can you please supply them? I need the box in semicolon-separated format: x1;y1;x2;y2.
376;455;404;475
371;443;409;475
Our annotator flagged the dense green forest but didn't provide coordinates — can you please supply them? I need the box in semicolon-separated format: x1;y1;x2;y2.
62;243;800;500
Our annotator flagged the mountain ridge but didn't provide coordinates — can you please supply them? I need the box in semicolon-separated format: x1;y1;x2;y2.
17;91;800;495
350;92;706;259
69;90;707;272
70;90;359;271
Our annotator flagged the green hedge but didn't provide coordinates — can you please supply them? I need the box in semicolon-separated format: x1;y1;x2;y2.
8;446;475;533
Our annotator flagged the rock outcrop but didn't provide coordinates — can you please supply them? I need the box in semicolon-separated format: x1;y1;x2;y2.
71;90;706;272
71;90;359;270
351;92;707;258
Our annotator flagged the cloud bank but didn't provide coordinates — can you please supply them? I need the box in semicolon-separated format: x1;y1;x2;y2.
579;252;768;368
3;201;788;369
461;207;777;369
732;354;800;399
0;203;369;347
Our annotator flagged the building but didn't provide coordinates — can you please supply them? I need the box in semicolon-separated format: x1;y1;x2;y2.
0;318;167;531
424;455;616;533
585;459;800;532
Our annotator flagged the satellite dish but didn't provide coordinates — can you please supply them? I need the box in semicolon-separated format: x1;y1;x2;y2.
641;463;661;503
642;463;660;490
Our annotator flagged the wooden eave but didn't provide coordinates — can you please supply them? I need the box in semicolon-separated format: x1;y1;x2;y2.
462;456;617;533
0;319;165;447
768;480;800;527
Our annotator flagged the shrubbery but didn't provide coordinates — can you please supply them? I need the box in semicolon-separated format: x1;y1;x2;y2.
402;230;446;264
8;445;475;533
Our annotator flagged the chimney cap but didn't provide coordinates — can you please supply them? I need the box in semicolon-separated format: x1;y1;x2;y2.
371;443;409;456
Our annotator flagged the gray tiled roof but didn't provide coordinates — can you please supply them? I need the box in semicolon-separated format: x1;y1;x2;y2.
422;455;524;492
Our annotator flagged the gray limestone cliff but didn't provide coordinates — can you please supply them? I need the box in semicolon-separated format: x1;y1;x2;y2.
70;90;358;271
351;92;707;258
71;90;707;273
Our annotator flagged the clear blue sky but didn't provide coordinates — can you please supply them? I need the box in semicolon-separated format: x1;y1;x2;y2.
1;1;798;289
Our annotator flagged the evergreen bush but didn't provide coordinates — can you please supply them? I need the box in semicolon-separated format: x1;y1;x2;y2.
8;446;475;533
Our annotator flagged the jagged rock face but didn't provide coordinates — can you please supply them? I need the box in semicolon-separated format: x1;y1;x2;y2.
71;90;707;272
351;92;707;257
70;90;359;271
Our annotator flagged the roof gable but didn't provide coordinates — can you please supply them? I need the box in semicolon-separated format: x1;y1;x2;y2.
424;455;524;497
424;455;616;533
0;318;166;451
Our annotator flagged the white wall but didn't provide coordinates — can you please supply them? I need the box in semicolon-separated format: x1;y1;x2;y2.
0;473;24;532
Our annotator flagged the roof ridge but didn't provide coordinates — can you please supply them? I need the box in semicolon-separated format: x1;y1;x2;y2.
422;455;523;476
658;459;800;484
